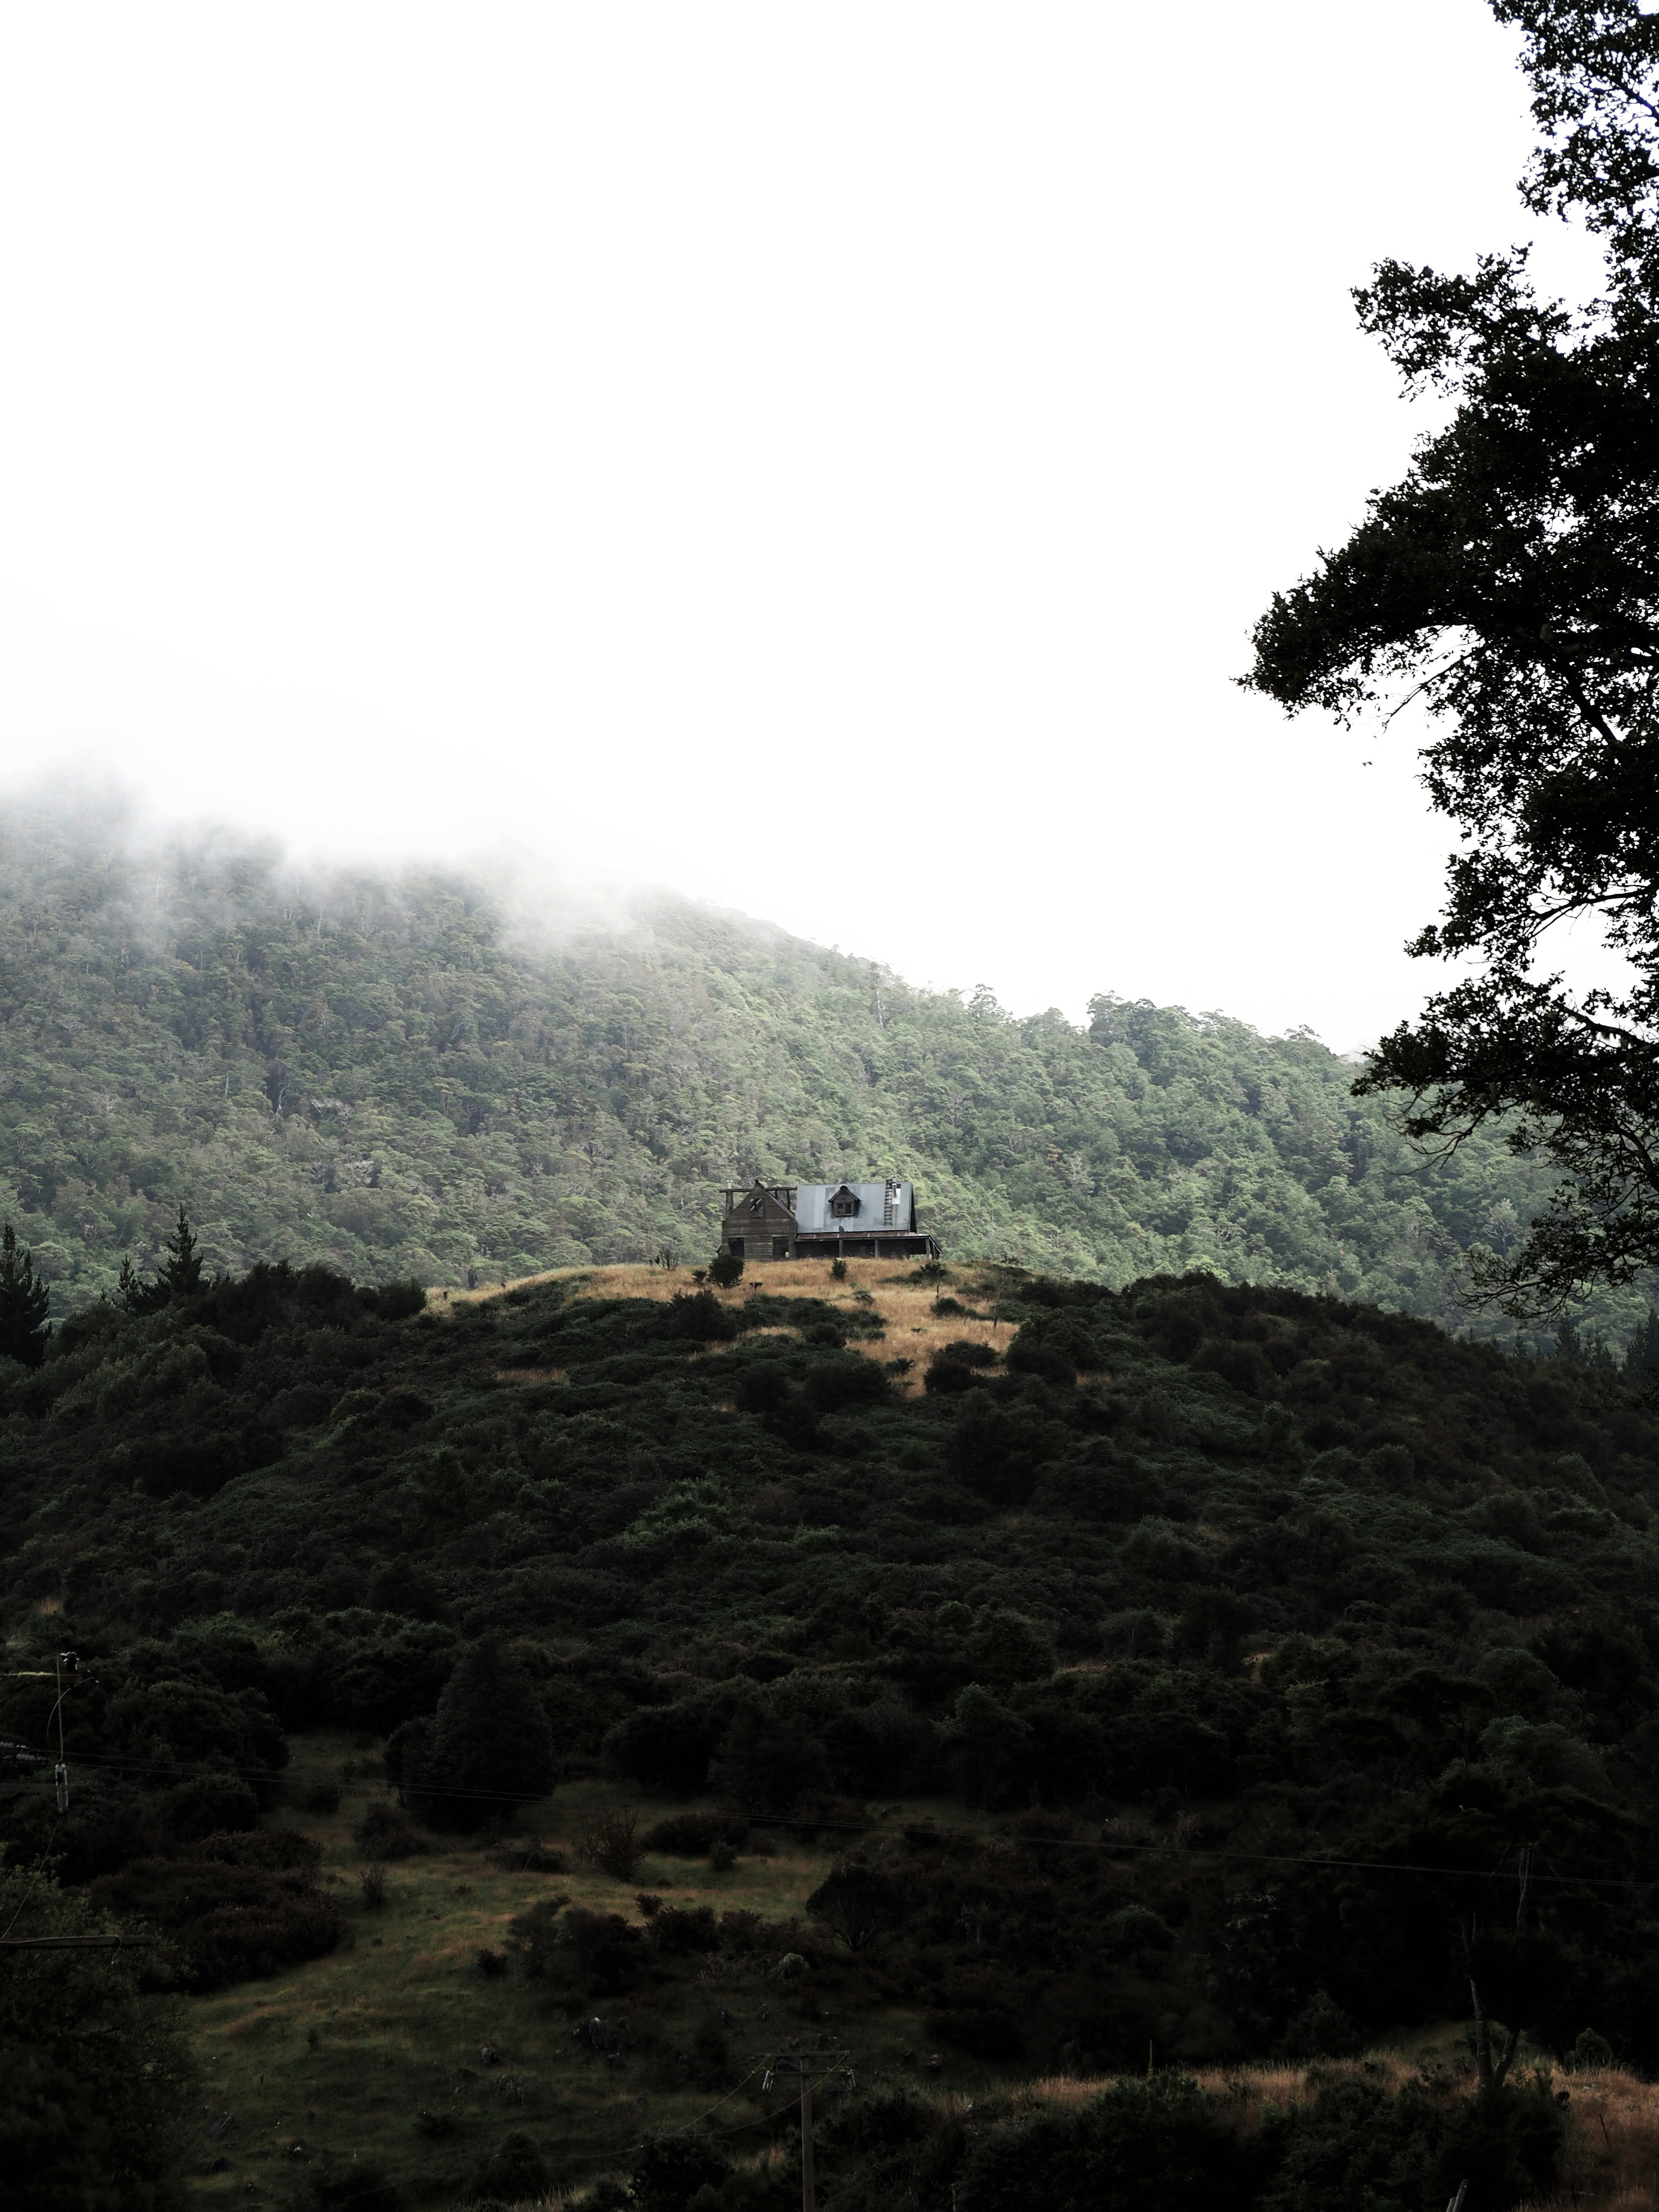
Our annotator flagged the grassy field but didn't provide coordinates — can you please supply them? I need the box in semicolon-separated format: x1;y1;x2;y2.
429;1255;1013;1396
186;1731;990;2206
183;1732;1659;2209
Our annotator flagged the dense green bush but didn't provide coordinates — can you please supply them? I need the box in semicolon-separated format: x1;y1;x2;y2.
642;1811;750;1855
0;1861;197;2212
954;2075;1266;2212
90;1829;346;1992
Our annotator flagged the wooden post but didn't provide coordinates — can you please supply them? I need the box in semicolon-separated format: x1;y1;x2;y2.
766;2050;846;2212
800;2067;815;2212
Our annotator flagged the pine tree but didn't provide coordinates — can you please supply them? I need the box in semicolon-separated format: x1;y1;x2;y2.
1626;1307;1659;1386
115;1207;205;1315
159;1205;204;1298
0;1221;51;1368
406;1633;556;1833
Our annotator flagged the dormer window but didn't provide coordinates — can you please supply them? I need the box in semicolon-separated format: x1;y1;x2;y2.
829;1185;861;1219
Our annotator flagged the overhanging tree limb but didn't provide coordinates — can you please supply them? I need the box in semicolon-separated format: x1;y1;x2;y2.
1243;3;1659;1313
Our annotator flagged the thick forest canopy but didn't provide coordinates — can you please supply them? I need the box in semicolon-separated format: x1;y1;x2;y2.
0;794;1642;1346
1246;0;1659;1317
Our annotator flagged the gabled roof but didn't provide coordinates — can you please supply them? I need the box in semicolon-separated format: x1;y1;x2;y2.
792;1180;915;1234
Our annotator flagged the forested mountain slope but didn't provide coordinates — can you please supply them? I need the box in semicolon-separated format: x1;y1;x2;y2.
0;797;1618;1336
6;1253;1659;2102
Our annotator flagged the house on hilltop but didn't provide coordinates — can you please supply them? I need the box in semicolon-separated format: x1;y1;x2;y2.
719;1178;939;1262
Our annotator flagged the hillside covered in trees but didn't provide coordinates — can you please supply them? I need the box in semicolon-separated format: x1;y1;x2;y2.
3;1248;1659;2204
0;794;1635;1348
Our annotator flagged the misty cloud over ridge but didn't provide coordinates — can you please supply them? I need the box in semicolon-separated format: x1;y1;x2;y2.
0;784;1614;1352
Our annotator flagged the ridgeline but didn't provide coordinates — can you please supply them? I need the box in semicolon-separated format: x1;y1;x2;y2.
0;797;1628;1343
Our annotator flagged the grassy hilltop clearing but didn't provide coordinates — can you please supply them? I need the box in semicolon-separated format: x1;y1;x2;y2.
5;795;1648;1347
7;1249;1659;2205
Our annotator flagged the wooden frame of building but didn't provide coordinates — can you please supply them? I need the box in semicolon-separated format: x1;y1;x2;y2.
719;1178;939;1262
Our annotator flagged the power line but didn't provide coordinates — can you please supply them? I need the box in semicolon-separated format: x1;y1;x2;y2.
26;1738;1658;1892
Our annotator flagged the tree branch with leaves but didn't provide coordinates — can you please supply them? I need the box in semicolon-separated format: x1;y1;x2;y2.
1245;0;1659;1315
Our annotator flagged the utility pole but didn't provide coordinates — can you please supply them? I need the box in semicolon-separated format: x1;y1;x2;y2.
7;1653;81;1811
762;2049;854;2212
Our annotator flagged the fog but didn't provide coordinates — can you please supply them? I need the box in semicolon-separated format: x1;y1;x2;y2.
0;2;1607;1046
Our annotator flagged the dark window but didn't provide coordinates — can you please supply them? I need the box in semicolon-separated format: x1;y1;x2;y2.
772;1238;789;1259
729;1238;745;1258
749;1193;766;1214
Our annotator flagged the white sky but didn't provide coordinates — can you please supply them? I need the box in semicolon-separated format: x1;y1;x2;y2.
0;2;1604;1046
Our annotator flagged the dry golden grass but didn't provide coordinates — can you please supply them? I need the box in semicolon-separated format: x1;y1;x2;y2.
1024;2055;1659;2207
439;1257;1015;1395
186;1737;949;2205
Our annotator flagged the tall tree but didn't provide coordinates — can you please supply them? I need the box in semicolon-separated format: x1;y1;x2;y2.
397;1632;556;1833
117;1207;204;1315
158;1206;204;1298
0;1222;51;1368
1245;0;1659;1314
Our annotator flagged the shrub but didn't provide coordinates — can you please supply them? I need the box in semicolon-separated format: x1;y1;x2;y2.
358;1864;387;1910
1262;2073;1561;2212
369;1278;427;1321
642;1811;750;1856
469;2129;549;2203
196;1827;324;1873
805;1862;907;1951
301;1780;342;1815
925;1340;1001;1395
652;1904;720;1954
502;1895;572;1980
364;1554;448;1622
710;1706;828;1815
1272;1988;1360;2059
560;1905;645;1994
708;1252;745;1289
604;1701;728;1795
665;1287;740;1339
1570;2027;1614;2069
90;1842;346;1993
576;1806;641;1879
954;2074;1258;2210
485;1837;569;1874
630;2130;732;2211
799;1354;890;1413
352;1802;426;1860
476;1946;508;1977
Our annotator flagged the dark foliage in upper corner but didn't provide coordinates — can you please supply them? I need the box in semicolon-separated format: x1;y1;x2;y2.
1245;2;1659;1318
